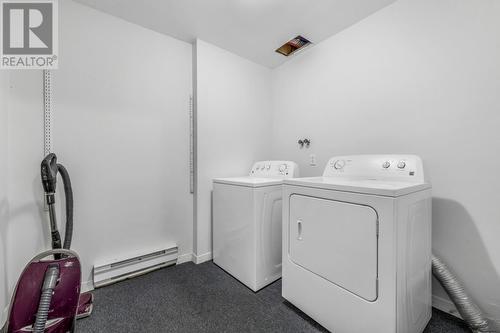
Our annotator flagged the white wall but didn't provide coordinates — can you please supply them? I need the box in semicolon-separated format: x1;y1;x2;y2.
271;0;500;328
2;70;47;328
0;0;193;321
53;0;194;285
0;71;10;325
194;40;272;260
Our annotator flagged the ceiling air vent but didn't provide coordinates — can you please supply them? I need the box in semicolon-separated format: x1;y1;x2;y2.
275;35;311;56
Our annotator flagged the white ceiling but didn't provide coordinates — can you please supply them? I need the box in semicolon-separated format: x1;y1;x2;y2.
75;0;397;68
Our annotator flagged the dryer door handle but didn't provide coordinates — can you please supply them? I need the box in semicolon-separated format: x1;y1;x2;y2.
297;219;303;240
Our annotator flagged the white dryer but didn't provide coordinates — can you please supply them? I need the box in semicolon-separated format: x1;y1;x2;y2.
213;161;299;291
282;155;431;333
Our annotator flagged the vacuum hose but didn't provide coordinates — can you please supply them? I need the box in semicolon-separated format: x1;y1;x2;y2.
432;255;492;332
57;164;73;249
41;153;74;250
33;264;60;333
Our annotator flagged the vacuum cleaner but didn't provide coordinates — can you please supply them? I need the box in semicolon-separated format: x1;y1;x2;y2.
5;154;93;332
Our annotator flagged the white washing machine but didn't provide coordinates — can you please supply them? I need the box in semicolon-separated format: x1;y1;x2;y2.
213;161;299;291
282;155;432;333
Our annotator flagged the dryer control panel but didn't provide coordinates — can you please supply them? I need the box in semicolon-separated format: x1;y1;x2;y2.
250;161;299;178
323;155;425;183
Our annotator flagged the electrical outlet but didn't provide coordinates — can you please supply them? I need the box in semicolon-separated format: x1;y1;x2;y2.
309;154;317;166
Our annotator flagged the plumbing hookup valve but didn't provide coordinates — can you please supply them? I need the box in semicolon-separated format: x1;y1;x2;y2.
298;138;311;148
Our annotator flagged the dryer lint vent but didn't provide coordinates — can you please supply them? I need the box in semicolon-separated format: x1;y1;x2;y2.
275;35;311;56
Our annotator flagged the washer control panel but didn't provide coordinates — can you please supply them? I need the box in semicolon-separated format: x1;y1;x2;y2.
333;160;346;170
324;155;424;183
250;161;299;178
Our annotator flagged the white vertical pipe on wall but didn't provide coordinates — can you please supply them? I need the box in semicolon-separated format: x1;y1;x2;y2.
189;94;194;194
192;42;198;257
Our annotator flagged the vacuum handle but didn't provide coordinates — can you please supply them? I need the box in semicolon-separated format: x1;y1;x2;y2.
41;153;58;194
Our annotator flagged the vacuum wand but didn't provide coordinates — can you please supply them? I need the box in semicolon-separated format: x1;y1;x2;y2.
48;204;62;250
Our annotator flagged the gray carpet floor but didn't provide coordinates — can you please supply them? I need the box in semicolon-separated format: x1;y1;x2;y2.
77;261;471;333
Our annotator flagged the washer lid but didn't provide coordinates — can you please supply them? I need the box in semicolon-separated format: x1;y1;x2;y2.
284;177;430;197
213;177;284;188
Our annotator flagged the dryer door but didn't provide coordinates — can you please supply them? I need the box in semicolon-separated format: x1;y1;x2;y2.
289;194;379;301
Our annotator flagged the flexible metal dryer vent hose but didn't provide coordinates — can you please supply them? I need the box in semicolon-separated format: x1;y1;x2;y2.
432;255;493;333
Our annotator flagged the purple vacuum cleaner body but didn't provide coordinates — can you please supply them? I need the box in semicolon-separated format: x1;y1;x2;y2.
6;154;95;332
7;250;81;333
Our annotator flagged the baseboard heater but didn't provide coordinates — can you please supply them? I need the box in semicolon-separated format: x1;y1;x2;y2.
93;246;178;288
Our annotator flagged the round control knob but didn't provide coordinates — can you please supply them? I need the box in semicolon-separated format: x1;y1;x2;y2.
279;164;288;173
382;161;391;169
333;160;345;170
397;161;406;169
266;164;271;170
